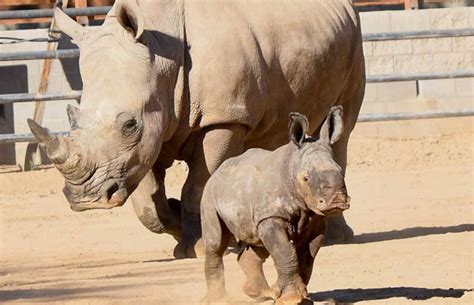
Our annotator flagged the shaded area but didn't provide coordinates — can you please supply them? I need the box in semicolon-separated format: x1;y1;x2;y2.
0;284;135;302
310;287;471;303
0;275;202;302
58;36;82;91
349;224;474;244
0;65;28;165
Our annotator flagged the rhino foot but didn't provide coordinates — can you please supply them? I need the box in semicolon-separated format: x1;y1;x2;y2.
173;237;205;259
200;293;233;305
325;214;354;245
243;284;280;302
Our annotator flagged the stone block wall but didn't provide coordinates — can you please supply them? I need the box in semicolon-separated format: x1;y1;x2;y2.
360;7;473;114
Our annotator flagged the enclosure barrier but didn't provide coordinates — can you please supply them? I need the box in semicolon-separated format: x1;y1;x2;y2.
357;109;474;122
2;109;473;144
0;6;112;20
0;8;473;144
1;70;473;105
0;91;81;104
2;28;473;62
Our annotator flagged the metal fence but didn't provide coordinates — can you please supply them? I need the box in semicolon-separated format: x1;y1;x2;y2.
0;6;473;145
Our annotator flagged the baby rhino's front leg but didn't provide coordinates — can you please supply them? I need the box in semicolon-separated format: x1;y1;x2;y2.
258;218;313;305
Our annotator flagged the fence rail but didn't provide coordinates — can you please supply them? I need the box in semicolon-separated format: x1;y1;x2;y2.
1;70;473;105
363;28;474;41
2;109;473;144
0;6;112;20
0;91;81;104
2;28;473;62
357;109;474;122
366;70;474;83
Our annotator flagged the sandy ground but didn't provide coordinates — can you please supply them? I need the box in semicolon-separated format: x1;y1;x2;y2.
0;117;473;304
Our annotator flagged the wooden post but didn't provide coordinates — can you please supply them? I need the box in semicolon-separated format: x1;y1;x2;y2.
28;0;70;169
405;0;423;9
74;0;89;25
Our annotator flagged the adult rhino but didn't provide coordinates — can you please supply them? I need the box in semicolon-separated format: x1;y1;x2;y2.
28;0;365;258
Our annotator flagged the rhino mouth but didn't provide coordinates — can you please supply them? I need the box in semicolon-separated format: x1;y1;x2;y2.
66;179;129;212
314;195;351;216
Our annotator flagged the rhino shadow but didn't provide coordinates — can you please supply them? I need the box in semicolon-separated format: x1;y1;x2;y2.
310;287;471;304
346;224;474;245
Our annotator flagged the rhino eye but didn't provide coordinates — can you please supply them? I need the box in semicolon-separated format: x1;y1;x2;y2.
302;173;310;182
122;118;138;136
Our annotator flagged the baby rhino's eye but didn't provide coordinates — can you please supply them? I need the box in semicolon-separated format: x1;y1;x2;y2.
302;173;310;182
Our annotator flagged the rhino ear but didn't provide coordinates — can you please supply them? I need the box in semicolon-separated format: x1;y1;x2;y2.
116;0;145;40
289;113;309;149
320;106;344;145
66;104;80;131
53;7;87;45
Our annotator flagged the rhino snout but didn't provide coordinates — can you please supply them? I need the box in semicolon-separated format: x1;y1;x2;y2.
316;190;350;215
63;179;128;212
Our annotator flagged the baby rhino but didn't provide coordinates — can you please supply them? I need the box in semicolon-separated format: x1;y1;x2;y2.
201;107;351;305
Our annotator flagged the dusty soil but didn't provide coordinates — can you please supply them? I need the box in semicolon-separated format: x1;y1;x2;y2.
0;117;473;304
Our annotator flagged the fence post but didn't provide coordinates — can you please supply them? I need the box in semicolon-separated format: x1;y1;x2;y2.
27;0;70;171
405;0;423;9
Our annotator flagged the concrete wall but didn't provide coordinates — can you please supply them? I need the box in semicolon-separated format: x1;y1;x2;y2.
0;6;473;167
360;7;473;114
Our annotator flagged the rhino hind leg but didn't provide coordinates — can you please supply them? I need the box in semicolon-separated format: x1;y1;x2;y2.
238;246;280;301
201;195;232;304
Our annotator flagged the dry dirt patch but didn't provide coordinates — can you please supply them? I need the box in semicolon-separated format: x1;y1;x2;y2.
0;117;473;304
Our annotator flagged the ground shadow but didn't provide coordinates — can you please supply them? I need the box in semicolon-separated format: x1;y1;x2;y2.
0;284;134;302
347;224;474;245
0;275;203;302
142;257;176;263
310;287;471;303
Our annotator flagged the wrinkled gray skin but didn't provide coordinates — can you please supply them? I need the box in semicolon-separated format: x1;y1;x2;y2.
201;108;350;305
28;0;364;258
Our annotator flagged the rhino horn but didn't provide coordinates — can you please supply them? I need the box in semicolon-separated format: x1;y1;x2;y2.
53;7;87;44
66;104;80;130
27;119;69;164
116;0;145;40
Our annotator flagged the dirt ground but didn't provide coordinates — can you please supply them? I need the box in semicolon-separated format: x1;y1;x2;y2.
0;117;473;304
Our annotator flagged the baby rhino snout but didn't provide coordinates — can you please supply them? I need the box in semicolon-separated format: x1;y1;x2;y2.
317;170;350;214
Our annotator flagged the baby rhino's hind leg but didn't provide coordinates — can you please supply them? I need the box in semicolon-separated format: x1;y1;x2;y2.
201;199;231;304
238;246;280;301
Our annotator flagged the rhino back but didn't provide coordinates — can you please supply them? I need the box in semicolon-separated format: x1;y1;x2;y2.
208;145;294;243
183;0;362;149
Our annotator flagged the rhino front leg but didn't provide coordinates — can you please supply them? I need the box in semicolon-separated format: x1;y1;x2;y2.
174;124;246;259
324;51;365;244
296;221;326;285
324;131;354;244
131;165;182;241
258;218;311;305
238;246;280;301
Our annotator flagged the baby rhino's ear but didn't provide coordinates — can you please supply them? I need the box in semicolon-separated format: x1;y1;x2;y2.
289;112;309;148
320;106;344;145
